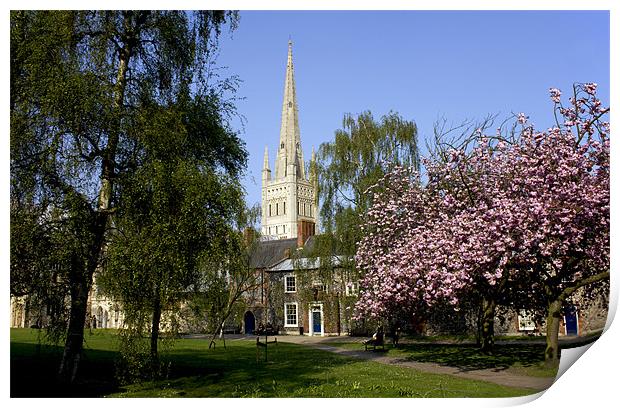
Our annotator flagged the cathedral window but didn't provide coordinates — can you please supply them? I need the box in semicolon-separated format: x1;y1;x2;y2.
276;203;279;215
310;204;312;217
283;201;286;215
288;101;292;108
269;204;272;217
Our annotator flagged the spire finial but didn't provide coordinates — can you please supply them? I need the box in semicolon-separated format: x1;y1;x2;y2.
263;145;270;170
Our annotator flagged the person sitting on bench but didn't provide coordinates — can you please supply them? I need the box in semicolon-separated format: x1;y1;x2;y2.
364;325;385;350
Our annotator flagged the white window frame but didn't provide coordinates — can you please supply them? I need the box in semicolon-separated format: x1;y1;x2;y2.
517;310;536;331
313;280;328;294
284;274;296;293
284;302;298;327
345;282;359;297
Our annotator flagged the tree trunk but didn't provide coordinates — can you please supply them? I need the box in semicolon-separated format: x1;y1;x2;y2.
57;278;89;383
475;302;483;347
480;297;496;353
58;218;106;383
150;293;162;375
545;299;562;364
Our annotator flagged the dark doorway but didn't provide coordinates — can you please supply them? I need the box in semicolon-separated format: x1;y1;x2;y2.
244;311;255;335
564;306;578;336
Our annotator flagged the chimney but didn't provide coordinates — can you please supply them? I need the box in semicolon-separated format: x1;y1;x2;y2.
297;220;315;248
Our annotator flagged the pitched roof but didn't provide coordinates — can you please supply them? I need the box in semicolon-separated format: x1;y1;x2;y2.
249;238;297;269
266;255;348;272
248;235;319;269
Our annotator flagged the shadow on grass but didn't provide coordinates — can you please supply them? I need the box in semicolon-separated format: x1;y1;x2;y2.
11;342;122;397
147;340;358;397
395;343;546;372
11;335;358;397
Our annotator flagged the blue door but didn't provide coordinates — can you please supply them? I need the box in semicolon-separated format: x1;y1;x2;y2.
312;311;321;335
565;307;578;336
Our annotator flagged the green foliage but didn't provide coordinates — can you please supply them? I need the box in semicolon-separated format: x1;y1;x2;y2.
318;111;419;235
312;110;419;260
10;10;241;381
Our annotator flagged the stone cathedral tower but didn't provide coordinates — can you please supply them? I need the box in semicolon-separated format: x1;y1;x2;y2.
261;40;318;240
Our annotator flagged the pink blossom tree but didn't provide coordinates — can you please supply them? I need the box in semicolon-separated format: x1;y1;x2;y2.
355;84;609;361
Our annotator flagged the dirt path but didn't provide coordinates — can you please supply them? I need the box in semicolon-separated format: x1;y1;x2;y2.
276;336;555;391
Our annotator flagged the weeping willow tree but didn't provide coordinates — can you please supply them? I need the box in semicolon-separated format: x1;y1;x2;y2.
297;111;420;333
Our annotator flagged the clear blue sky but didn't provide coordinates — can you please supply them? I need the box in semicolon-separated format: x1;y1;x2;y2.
215;10;610;209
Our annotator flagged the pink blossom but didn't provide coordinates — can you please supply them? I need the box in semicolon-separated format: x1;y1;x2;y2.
549;87;562;103
354;84;609;321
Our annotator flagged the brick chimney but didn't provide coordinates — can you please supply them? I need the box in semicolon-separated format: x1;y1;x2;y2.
297;220;315;248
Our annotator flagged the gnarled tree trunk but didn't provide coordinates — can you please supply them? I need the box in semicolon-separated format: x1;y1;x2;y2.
545;299;562;364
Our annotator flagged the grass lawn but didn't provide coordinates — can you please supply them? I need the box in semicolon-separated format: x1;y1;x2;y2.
11;328;539;398
328;340;559;378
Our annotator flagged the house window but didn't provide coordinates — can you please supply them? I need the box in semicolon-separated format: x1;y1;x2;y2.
345;282;359;297
313;280;327;293
285;275;296;293
284;303;298;327
518;310;536;331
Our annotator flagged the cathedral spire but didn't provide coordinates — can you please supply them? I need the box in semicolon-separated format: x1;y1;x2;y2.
275;39;305;180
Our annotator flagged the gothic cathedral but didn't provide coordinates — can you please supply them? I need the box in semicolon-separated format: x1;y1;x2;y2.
261;41;318;240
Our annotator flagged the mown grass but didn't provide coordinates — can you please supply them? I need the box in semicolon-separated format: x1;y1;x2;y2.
11;328;539;398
